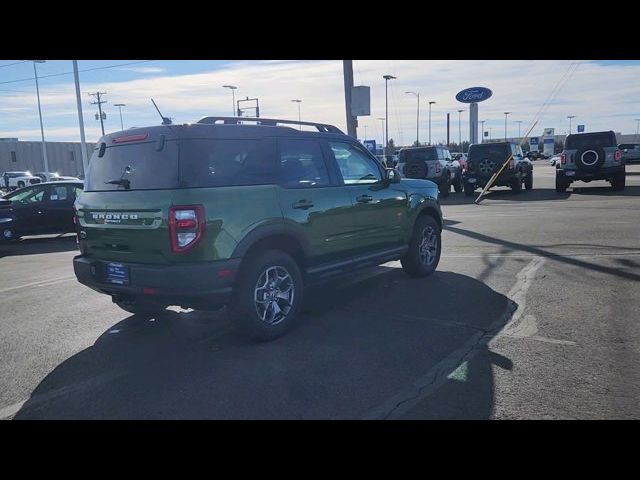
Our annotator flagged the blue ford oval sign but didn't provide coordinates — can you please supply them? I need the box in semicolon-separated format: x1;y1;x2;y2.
456;87;493;103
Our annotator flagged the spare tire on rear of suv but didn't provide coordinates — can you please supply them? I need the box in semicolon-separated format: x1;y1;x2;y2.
404;158;428;179
575;147;605;170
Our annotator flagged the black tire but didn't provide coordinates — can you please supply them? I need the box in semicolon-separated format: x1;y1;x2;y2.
524;170;533;190
229;249;303;341
511;174;522;193
17;181;25;188
401;214;441;278
439;174;451;198
114;298;166;317
464;180;475;197
453;172;464;193
555;176;568;193
611;172;625;191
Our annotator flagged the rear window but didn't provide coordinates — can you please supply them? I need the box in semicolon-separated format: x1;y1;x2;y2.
399;148;437;163
468;144;510;161
565;132;616;150
85;140;180;191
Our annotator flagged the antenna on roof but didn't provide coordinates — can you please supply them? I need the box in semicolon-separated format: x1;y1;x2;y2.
151;98;172;125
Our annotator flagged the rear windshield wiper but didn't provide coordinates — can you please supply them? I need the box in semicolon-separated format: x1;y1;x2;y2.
105;178;130;190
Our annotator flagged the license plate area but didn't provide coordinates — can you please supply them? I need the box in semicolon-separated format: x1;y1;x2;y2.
105;262;130;285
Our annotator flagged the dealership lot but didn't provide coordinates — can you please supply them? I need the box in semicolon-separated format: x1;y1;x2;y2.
1;162;639;419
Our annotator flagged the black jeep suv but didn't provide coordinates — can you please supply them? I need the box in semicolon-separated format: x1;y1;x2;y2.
463;142;533;196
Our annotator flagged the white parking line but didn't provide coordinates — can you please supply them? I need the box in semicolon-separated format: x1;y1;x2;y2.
0;276;76;294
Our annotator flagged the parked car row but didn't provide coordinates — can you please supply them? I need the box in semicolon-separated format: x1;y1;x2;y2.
397;142;533;196
2;171;81;192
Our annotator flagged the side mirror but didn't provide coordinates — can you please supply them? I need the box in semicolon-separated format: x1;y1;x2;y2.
385;168;401;184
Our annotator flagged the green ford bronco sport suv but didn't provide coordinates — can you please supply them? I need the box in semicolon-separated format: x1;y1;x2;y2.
73;117;443;340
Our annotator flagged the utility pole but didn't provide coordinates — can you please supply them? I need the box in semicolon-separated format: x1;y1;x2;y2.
72;60;88;174
457;109;464;152
405;91;419;146
480;120;486;144
32;60;48;173
383;74;396;155
428;101;436;145
114;104;126;131
504;111;511;141
515;120;523;141
636;118;640;137
343;61;357;138
89;92;107;136
446;113;450;146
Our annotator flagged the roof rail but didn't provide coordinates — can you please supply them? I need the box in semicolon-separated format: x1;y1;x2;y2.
196;116;344;134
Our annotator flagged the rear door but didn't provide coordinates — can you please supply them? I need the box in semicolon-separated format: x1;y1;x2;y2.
327;140;407;254
43;183;76;233
6;184;49;235
276;137;355;267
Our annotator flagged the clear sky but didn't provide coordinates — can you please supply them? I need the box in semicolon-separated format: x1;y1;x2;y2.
1;60;639;146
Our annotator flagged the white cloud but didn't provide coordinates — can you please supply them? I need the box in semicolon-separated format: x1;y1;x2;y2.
118;67;166;74
1;60;639;143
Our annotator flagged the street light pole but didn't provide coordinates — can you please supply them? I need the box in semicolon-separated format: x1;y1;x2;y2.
383;75;396;155
504;112;511;141
480;120;486;144
429;101;436;146
405;91;419;146
223;85;237;116
567;115;575;134
291;99;302;129
33;60;48;173
515;120;523;141
377;117;386;148
72;60;89;174
457;109;463;152
114;103;126;131
636;118;640;136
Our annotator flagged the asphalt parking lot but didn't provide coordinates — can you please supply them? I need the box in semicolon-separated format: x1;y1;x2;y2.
1;162;639;419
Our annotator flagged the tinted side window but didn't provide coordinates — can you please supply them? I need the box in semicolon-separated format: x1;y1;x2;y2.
7;186;46;203
49;185;69;201
443;149;452;161
180;138;277;188
330;141;382;185
279;139;330;188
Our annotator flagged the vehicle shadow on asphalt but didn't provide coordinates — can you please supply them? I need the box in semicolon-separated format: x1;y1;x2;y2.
14;267;515;420
446;225;640;283
0;235;77;259
440;188;570;205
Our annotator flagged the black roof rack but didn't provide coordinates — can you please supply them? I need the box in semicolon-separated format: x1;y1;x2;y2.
196;116;344;134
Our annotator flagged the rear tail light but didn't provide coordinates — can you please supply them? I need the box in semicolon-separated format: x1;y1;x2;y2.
614;149;622;162
169;205;205;253
560;153;567;165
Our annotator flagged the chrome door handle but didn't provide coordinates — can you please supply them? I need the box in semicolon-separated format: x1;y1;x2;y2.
356;195;373;203
292;200;314;210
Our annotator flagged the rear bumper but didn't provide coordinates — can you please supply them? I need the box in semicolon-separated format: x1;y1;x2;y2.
557;165;624;182
73;255;241;307
463;171;519;188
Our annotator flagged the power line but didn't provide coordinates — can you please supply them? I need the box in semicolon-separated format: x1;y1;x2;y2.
0;61;28;69
0;60;156;86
